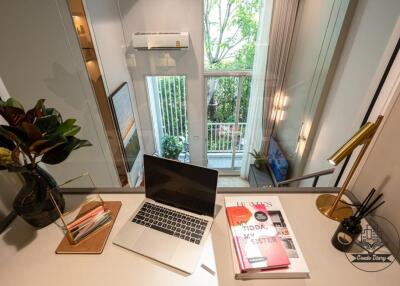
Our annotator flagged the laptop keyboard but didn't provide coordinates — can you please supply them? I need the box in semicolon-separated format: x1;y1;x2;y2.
132;202;208;245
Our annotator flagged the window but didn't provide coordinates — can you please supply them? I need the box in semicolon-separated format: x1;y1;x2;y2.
204;0;261;170
146;76;189;162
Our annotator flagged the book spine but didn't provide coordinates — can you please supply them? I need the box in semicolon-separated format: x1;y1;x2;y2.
225;208;246;272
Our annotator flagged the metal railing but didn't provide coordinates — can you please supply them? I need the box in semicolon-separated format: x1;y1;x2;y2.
204;70;251;158
155;76;188;143
277;168;335;187
155;72;250;155
207;122;246;152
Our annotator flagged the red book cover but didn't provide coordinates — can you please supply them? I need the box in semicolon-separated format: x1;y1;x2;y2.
226;204;290;272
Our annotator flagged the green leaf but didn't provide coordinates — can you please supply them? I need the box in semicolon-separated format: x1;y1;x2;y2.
63;126;81;137
45;108;63;122
5;98;24;111
63;137;92;152
34;115;61;133
41;136;91;165
29;135;67;156
53;119;76;136
71;139;92;150
40;143;69;165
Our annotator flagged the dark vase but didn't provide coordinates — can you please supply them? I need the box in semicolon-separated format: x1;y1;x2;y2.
254;160;262;169
13;165;65;228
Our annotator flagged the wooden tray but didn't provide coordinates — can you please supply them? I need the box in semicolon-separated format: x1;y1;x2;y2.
55;201;121;254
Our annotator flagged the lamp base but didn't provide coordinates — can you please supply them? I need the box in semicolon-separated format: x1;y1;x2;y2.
316;194;353;221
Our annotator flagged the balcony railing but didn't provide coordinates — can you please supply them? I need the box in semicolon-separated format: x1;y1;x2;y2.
207;122;246;152
154;76;188;143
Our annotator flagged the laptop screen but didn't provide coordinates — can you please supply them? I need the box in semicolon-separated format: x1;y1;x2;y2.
144;155;218;217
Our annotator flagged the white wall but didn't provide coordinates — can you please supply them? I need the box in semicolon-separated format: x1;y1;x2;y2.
118;0;205;166
0;79;22;219
0;0;120;187
351;71;400;256
301;0;400;186
84;0;144;186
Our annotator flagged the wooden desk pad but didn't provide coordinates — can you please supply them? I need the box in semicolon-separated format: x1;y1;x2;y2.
55;201;121;254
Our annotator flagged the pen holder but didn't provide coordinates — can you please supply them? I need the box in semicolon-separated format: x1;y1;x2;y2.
331;217;362;252
48;173;112;245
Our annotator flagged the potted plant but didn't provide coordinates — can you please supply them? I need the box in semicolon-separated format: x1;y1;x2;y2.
161;135;183;160
0;98;91;228
249;149;265;169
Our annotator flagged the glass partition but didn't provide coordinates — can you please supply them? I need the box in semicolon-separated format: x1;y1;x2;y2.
0;0;383;191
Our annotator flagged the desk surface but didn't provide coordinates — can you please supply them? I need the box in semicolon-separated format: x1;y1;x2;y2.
1;191;399;286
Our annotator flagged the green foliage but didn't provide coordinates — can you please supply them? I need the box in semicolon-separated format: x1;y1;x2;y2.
249;148;264;160
0;97;92;171
249;148;265;168
207;76;251;123
153;1;260;152
204;0;260;125
204;0;260;70
162;136;183;160
157;76;188;142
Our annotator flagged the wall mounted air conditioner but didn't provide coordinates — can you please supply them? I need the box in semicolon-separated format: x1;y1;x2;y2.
132;32;189;50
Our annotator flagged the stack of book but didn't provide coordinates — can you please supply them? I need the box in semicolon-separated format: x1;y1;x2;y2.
67;205;112;243
225;196;309;279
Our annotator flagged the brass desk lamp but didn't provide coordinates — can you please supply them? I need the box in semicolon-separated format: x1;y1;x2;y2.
316;115;383;221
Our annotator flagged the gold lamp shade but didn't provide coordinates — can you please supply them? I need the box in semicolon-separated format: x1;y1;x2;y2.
316;116;383;221
328;122;377;166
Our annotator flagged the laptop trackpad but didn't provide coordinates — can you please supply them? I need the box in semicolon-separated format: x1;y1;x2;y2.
134;229;180;263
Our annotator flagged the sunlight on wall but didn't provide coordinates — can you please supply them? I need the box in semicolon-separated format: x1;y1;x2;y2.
271;91;289;122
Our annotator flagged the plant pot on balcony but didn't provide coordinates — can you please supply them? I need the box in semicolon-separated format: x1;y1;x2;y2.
254;159;263;169
162;135;183;160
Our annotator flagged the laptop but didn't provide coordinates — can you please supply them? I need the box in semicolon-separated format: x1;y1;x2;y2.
113;155;218;274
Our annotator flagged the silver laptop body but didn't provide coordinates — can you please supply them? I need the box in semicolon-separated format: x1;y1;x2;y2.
113;155;218;274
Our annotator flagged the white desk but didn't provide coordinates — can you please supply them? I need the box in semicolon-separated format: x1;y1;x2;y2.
1;191;399;286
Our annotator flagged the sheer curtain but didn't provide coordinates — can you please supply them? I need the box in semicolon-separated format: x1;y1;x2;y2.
240;0;299;178
262;0;299;153
240;0;273;178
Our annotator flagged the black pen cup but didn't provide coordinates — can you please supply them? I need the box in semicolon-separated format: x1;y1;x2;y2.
331;217;362;252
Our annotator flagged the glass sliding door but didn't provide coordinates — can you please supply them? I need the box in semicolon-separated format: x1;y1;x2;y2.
203;0;261;172
206;72;251;170
146;76;189;162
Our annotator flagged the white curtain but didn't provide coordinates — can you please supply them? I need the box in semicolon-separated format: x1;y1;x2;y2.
262;0;299;153
240;0;299;178
240;0;274;178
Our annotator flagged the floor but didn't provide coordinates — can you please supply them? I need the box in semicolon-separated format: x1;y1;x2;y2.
178;152;243;169
207;152;243;169
177;151;250;188
217;176;250;187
